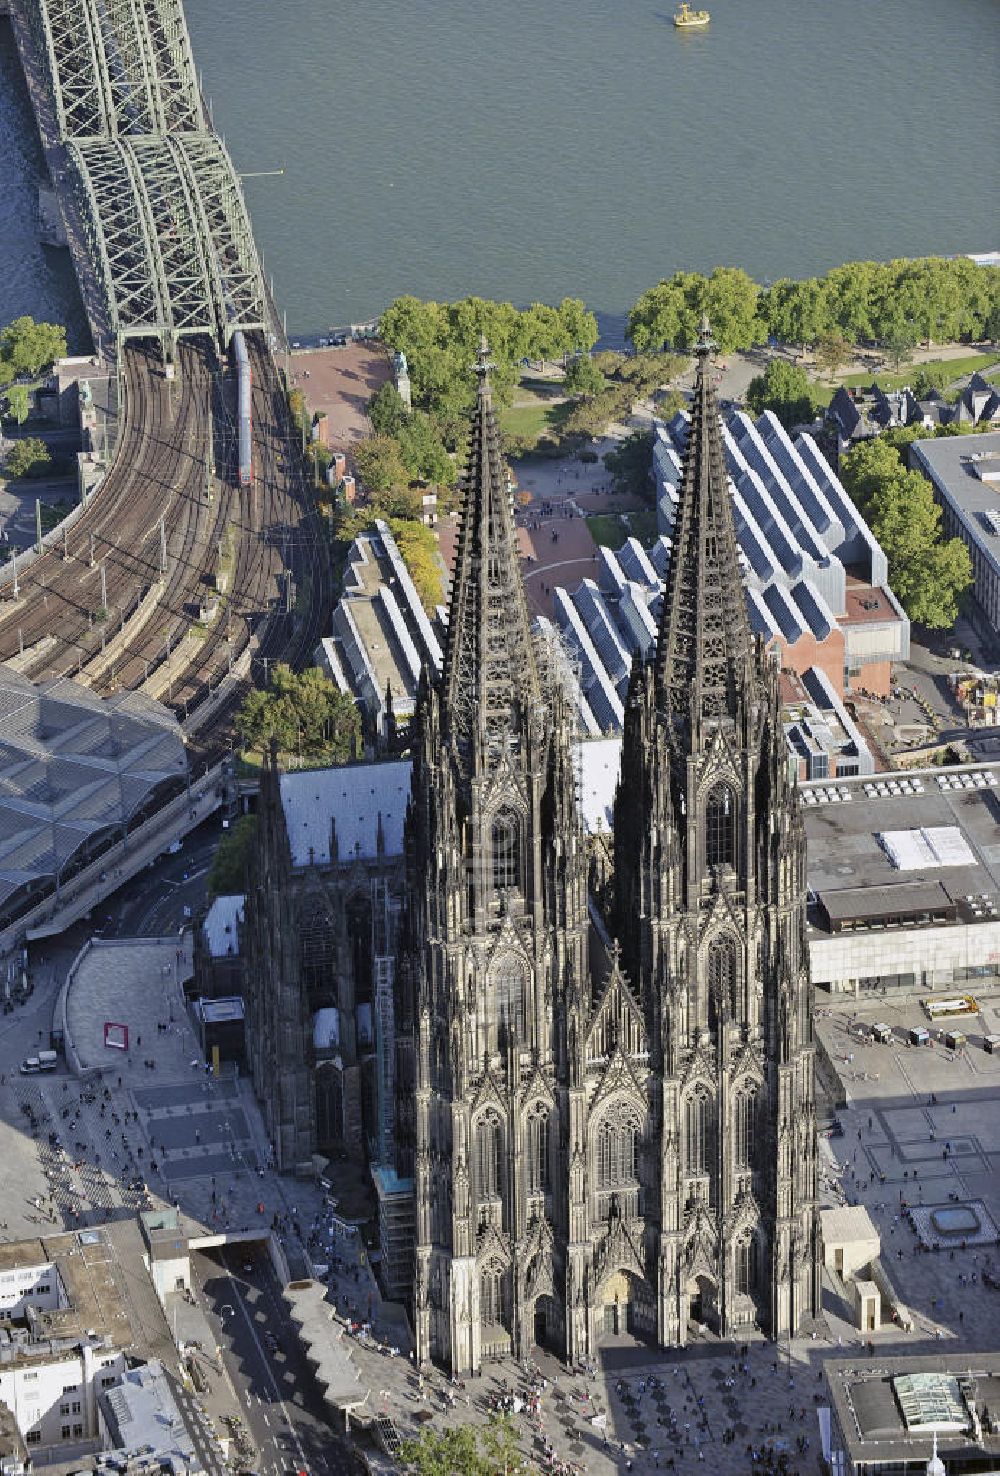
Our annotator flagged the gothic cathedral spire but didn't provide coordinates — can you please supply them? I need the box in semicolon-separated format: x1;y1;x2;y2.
613;316;820;1347
655;315;754;734
405;340;590;1376
440;337;540;767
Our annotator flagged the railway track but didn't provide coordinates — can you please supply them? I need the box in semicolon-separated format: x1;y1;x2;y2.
0;333;331;764
0;341;214;678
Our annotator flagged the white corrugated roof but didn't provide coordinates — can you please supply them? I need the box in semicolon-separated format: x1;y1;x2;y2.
202;894;244;957
313;1006;339;1049
576;738;622;834
279;761;411;865
878;826;977;872
279;742;625;862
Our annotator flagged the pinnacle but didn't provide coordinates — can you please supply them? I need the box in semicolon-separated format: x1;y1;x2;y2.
654;316;753;729
439;338;539;765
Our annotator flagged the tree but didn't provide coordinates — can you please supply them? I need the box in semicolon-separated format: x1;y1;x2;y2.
762;276;831;354
814;333;853;378
0;316;66;385
560;387;628;441
604;428;655;502
701;266;764;353
368;382;409;438
353;434;410;496
881;320;918;372
563;354;606;398
910;363;950;398
822;261;886;343
628;268;761;353
617;351;686;396
389;517;444;612
5;384;31;425
840;439;973;629
401;1417;532;1475
745;359;815;430
397;412;455;485
236;664;360;765
5;436;51;479
207;815;257;898
627;273;700;352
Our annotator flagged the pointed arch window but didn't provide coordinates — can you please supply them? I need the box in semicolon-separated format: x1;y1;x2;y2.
736;1233;758;1295
491;953;525;1043
596;1102;641;1189
492;808;521;893
706;784;736;868
480;1263;504;1325
708;937;739;1023
734;1087;757;1171
684;1086;715;1177
526;1103;550;1193
475;1109;503;1201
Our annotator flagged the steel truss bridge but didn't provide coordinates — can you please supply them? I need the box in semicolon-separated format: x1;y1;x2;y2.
25;0;267;348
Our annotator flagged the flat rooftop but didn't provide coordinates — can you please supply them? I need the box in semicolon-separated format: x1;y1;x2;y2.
0;1227;132;1357
912;432;1000;572
840;579;898;627
802;763;1000;935
826;1352;1000;1468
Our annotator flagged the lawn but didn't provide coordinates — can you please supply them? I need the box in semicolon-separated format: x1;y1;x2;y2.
501;386;571;445
501;401;561;440
586;507;660;549
833;351;1000;394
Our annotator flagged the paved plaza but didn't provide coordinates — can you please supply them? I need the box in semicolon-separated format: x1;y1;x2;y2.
348;989;1000;1474
3;939;998;1475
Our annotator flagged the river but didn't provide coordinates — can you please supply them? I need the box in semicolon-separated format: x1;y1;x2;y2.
2;0;998;348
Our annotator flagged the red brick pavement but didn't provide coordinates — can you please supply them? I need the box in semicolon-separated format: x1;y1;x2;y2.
289;342;392;454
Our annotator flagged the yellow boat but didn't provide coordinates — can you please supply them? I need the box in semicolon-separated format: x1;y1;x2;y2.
674;2;710;26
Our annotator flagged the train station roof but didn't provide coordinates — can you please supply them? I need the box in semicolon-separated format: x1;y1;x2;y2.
0;667;186;927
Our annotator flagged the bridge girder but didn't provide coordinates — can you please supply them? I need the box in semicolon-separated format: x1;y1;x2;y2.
34;0;202;138
30;0;266;348
34;0;113;139
68;134;265;343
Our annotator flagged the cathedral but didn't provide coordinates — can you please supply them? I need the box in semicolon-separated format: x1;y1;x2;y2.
244;322;820;1373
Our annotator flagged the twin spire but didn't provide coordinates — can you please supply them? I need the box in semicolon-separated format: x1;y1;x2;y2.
437;321;751;755
654;316;753;727
440;337;540;763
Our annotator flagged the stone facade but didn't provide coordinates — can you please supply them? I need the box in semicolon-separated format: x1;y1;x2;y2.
243;325;820;1369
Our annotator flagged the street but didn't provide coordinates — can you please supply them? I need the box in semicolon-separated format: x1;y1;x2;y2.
192;1245;362;1476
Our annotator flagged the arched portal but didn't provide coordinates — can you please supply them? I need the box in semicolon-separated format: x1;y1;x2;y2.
595;1269;655;1344
685;1273;719;1332
532;1293;563;1354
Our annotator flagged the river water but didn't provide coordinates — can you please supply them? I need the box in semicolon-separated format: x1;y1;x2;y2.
2;0;998;348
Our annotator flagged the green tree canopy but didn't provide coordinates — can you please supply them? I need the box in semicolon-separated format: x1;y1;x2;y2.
5;436;51;479
368;382;409;438
207;815;257;898
840;439;973;629
401;1416;530;1475
563;353;607;398
0;316;67;386
635;256;1000;359
814;333;853;377
761;276;831;351
396;412;454;485
627;267;762;353
389;517;444;612
745;359;816;430
353;434;410;496
236;664;360;765
379;295;598;427
604;427;655;502
910;363;950;398
5;384;31;425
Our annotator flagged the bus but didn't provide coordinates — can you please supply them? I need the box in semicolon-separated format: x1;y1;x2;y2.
921;994;980;1021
